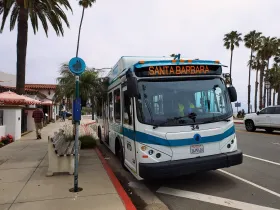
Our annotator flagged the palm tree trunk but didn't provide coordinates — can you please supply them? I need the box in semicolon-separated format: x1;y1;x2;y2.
263;60;270;107
273;90;276;106
230;49;233;84
76;7;85;57
247;50;253;113
259;67;264;110
16;7;28;95
267;60;272;106
254;69;259;112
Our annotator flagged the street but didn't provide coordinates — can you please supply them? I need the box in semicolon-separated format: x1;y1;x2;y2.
101;124;280;210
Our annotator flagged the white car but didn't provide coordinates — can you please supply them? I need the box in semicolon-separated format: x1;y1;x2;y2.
244;105;280;133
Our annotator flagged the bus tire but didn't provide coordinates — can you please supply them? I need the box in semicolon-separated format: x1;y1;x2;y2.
115;138;126;170
98;127;103;144
245;120;256;132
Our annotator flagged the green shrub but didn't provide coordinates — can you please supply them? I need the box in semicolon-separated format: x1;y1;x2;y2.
82;107;92;115
79;135;97;149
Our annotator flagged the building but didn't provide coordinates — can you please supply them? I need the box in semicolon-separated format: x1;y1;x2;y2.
0;72;60;138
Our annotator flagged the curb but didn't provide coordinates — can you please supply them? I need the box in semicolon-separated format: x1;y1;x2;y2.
234;122;244;124
95;148;137;210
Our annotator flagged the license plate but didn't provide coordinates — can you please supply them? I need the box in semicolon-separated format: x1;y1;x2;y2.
190;144;204;154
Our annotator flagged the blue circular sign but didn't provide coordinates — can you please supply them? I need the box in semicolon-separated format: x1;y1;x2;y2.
68;57;86;75
193;133;201;142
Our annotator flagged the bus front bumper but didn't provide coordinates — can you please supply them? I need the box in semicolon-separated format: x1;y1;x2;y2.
139;150;243;180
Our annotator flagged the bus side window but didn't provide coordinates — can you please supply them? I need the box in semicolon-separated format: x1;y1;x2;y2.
123;90;132;125
109;92;113;122
114;88;121;123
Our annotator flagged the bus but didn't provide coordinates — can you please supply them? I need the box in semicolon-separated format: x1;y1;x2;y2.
97;56;243;180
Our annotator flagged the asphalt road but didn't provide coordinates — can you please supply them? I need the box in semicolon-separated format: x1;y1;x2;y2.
100;124;280;210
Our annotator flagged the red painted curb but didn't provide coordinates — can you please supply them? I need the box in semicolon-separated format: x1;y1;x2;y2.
84;122;96;126
234;122;244;124
95;148;137;210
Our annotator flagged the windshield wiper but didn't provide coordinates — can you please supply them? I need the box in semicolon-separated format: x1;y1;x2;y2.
203;117;231;124
153;112;197;129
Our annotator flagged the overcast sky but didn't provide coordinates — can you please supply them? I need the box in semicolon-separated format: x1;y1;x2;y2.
0;0;279;111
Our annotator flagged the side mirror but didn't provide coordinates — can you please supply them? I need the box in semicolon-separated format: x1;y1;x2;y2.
127;75;139;98
227;86;237;102
257;111;260;115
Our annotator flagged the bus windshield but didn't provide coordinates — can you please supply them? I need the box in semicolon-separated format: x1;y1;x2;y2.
136;77;232;126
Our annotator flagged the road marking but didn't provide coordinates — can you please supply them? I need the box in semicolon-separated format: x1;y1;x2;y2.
272;142;280;146
243;154;280;166
157;187;279;210
219;170;280;198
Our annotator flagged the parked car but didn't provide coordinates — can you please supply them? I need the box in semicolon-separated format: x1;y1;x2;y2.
244;105;280;133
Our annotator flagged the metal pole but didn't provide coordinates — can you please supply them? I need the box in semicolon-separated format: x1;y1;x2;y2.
74;75;80;192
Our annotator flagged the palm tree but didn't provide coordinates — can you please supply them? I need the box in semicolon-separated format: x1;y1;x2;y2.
257;36;278;107
223;31;243;82
244;30;262;113
76;0;96;57
248;55;265;112
56;63;104;109
0;0;72;95
265;64;280;105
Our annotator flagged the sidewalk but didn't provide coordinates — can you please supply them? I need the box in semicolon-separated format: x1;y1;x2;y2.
0;121;130;210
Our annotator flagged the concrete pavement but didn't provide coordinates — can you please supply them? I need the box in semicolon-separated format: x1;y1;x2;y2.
0;121;132;210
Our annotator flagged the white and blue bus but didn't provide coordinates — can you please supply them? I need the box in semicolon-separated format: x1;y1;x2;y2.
97;56;243;180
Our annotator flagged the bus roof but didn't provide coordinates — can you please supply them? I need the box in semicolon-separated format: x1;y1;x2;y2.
107;56;226;84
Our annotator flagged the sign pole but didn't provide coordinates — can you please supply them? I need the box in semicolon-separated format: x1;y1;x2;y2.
68;57;85;193
74;75;80;192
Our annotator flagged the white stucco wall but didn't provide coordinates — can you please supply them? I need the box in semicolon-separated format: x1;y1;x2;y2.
3;109;22;141
0;125;6;137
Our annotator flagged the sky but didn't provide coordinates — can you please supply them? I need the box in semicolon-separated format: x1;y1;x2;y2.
0;0;279;112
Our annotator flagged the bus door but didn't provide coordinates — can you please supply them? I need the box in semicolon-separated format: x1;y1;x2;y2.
122;86;137;173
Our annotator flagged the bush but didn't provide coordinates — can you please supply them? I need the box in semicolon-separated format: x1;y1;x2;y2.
0;134;14;147
79;135;97;149
82;107;92;115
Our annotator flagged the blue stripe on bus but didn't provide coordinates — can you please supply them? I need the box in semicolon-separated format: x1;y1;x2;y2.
122;126;235;147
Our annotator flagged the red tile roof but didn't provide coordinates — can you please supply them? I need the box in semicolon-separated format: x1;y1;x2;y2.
25;84;57;89
0;85;36;92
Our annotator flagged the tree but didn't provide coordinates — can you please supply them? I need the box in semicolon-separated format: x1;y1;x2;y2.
257;36;278;107
76;0;96;57
55;63;104;109
244;30;262;113
265;64;280;105
248;55;266;112
223;31;243;82
0;0;72;95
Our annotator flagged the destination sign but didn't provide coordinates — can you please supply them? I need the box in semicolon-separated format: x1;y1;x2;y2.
135;65;222;77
